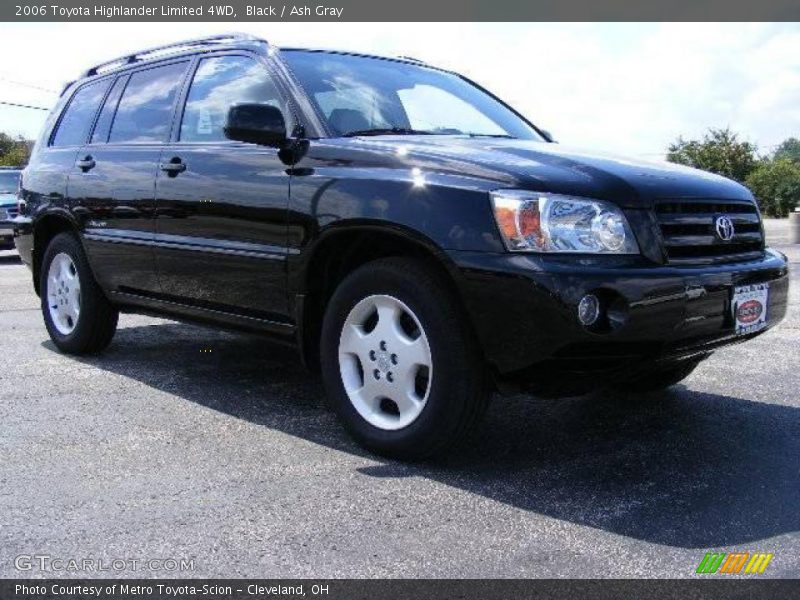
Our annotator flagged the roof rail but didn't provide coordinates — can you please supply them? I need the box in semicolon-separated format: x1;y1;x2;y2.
397;55;428;65
83;33;266;77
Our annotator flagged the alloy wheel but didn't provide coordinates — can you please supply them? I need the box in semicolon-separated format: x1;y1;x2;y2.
46;252;81;335
338;294;433;430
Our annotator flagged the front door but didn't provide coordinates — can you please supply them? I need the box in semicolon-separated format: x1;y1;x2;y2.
154;54;291;323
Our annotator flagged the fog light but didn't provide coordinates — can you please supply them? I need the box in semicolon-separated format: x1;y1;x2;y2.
578;294;600;326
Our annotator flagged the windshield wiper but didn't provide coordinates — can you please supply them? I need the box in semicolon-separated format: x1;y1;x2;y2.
465;133;516;139
343;127;435;137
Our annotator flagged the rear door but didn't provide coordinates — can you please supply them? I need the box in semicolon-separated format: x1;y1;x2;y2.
153;53;292;322
29;79;111;239
70;60;190;295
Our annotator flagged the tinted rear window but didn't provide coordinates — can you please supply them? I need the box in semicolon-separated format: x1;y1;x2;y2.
51;80;110;147
109;62;187;144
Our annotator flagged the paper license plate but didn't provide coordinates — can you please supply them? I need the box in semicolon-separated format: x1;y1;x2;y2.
732;283;769;335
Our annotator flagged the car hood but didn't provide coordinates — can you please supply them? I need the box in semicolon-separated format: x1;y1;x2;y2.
326;137;753;208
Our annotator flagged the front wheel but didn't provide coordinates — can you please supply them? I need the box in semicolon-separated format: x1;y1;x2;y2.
40;232;118;354
320;257;490;460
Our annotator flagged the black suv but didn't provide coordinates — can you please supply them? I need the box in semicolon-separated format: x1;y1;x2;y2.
15;34;789;458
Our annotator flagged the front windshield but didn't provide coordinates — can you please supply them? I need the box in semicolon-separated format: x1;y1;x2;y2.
281;50;543;140
0;172;20;193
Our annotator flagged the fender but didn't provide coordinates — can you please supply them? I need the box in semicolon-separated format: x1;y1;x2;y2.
291;219;466;297
25;208;92;295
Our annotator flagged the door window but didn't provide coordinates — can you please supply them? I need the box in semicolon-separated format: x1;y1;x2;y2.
51;80;111;147
180;55;284;143
109;62;188;143
90;76;127;144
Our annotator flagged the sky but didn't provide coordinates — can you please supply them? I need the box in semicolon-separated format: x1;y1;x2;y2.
0;22;798;159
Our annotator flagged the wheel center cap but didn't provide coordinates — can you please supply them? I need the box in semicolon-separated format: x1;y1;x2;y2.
376;351;391;372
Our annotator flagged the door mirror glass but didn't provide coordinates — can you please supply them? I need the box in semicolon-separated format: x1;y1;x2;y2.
224;103;287;147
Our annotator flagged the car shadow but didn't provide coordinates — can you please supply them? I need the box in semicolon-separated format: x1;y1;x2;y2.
46;321;799;549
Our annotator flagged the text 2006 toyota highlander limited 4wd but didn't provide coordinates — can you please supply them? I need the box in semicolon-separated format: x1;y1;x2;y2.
14;35;789;458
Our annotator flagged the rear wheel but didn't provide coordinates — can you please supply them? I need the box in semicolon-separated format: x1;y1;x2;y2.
614;359;702;393
40;232;118;354
320;257;490;459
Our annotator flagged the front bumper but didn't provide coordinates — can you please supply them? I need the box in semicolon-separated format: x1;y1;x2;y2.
0;221;14;249
452;248;789;387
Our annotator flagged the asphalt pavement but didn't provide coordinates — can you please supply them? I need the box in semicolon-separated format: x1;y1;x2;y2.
0;220;798;578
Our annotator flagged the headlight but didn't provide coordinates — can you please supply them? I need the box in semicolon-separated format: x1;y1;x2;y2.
490;190;639;254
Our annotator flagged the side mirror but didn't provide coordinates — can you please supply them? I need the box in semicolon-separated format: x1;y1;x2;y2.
541;129;556;143
224;103;287;147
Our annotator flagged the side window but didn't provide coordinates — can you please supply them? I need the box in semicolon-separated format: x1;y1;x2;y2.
51;80;110;147
109;62;187;144
180;55;284;143
90;76;126;144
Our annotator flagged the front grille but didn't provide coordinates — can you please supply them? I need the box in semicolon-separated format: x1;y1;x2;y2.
655;199;764;264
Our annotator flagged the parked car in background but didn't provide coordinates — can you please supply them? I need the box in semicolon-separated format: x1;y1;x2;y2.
13;34;790;459
0;167;21;251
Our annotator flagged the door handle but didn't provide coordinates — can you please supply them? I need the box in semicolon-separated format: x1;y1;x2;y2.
76;156;95;172
160;158;186;176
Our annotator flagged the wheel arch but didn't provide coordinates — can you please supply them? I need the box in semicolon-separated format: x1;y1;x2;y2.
295;221;478;371
31;210;81;295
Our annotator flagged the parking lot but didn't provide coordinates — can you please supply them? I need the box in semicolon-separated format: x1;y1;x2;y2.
0;220;798;578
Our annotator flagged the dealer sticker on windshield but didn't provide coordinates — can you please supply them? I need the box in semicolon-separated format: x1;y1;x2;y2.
732;283;769;335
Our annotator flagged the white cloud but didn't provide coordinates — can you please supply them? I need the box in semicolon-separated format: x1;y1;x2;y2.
0;22;797;158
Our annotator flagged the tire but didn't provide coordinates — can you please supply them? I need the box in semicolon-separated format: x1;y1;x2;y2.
40;232;118;354
320;257;490;460
614;359;702;393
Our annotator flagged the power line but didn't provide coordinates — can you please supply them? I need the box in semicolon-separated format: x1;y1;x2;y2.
0;100;50;111
0;77;58;94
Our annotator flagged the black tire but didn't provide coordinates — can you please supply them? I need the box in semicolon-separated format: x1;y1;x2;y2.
614;359;702;393
320;257;490;460
40;232;118;354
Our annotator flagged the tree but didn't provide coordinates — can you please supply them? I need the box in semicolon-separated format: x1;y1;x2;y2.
0;132;31;167
666;128;757;183
774;138;800;164
745;158;800;217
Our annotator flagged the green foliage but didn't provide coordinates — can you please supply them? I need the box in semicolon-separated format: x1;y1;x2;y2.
745;158;800;218
774;138;800;164
0;132;31;167
666;128;758;183
667;129;800;217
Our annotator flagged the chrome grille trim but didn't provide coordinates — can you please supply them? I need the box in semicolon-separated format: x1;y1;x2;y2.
655;199;764;265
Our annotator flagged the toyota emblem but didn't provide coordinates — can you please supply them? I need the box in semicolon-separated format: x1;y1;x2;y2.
715;215;735;241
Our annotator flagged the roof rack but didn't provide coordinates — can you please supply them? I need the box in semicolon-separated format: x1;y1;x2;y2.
83;33;266;77
397;55;428;65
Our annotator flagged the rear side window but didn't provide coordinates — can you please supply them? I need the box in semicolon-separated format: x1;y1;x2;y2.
180;55;284;143
109;62;187;144
90;76;127;144
51;80;110;147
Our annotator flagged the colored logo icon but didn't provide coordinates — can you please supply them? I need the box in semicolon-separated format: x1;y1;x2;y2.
696;552;773;574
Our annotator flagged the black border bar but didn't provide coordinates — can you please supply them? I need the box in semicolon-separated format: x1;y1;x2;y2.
2;0;800;21
2;579;800;600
